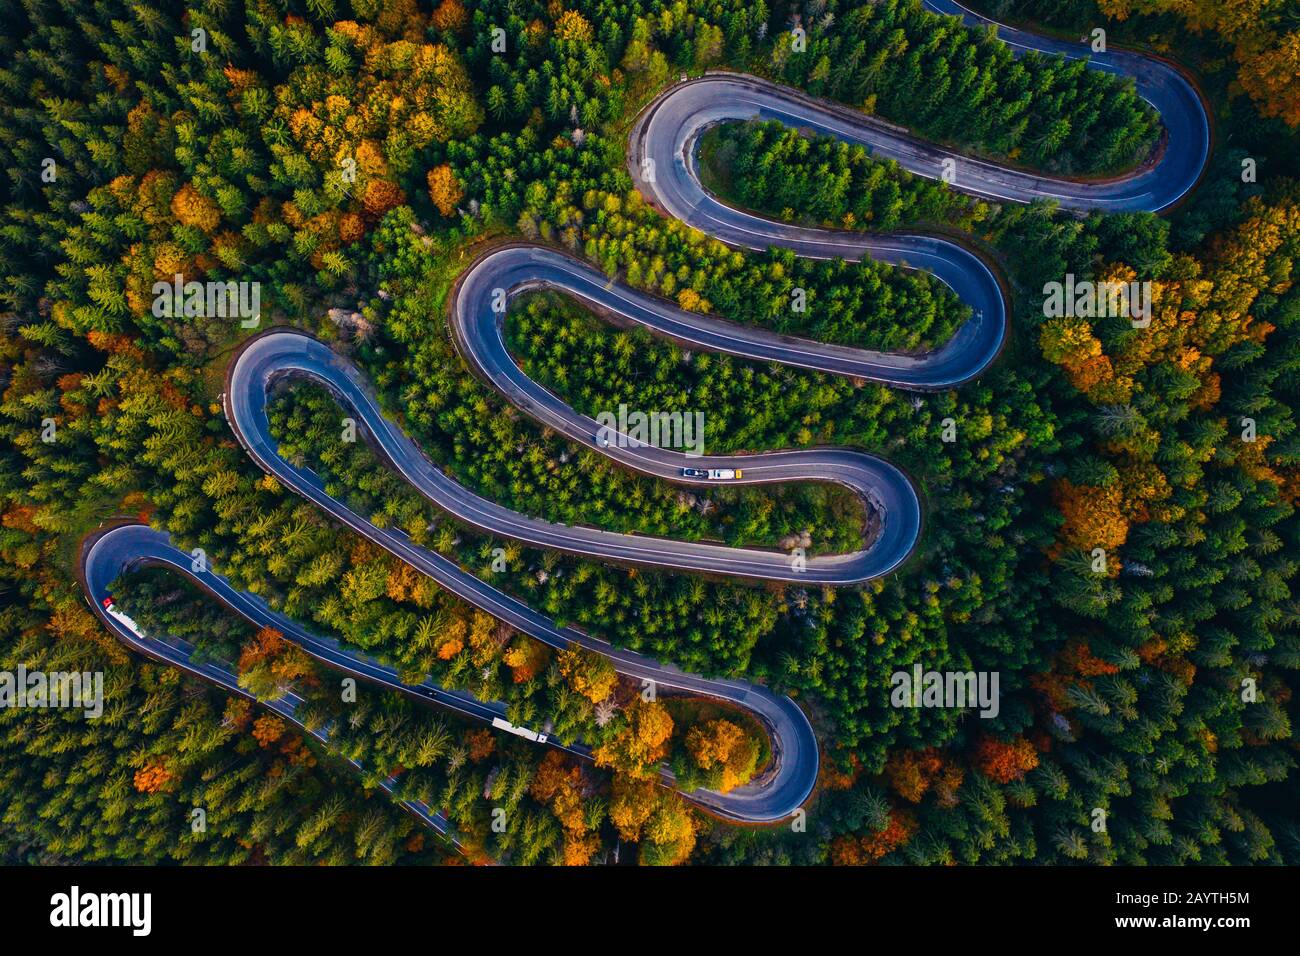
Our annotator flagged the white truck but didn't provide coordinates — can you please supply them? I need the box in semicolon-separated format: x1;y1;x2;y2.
101;596;145;638
491;716;549;744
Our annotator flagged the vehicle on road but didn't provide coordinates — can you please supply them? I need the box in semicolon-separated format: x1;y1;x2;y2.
681;467;709;478
492;716;549;743
708;468;741;480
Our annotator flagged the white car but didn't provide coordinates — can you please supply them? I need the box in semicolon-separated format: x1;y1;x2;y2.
707;468;741;480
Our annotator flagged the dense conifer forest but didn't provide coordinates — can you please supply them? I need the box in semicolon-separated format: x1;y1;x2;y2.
1;0;1299;867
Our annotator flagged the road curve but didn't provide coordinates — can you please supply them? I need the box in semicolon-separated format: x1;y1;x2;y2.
925;0;1210;211
80;8;1211;830
633;3;1208;216
230;327;917;586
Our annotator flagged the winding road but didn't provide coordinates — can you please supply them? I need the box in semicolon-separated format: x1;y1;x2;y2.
79;3;1210;832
